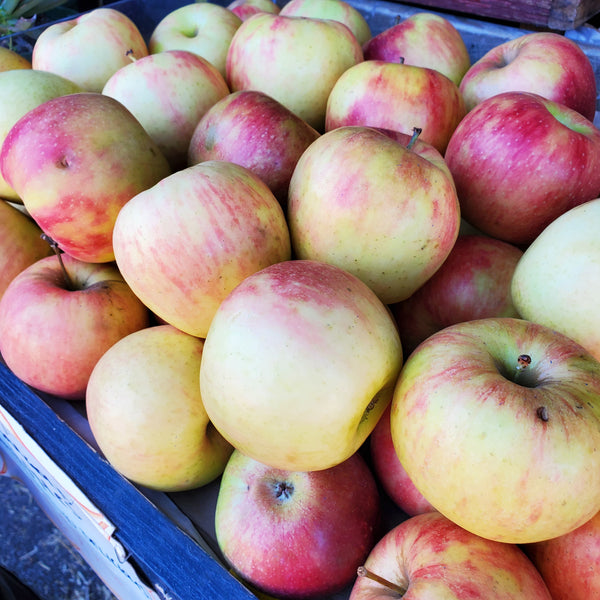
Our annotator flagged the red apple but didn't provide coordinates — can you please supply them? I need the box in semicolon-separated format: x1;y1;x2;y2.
460;31;597;120
325;59;466;153
112;160;291;338
0;92;172;263
392;234;523;356
215;449;381;599
363;11;471;86
524;510;600;600
445;91;600;245
391;317;600;544
226;12;363;131
199;259;403;472
0;253;150;400
350;511;552;599
369;404;435;517
188;90;319;204
287;126;460;304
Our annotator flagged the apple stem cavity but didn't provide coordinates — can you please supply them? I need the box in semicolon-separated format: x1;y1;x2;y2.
357;566;407;596
406;127;423;151
41;233;75;291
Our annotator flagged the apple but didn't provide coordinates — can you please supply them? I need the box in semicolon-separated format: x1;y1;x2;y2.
392;234;523;356
0;253;150;400
362;12;471;86
0;200;52;300
369;404;435;517
349;511;552;599
102;49;230;171
511;198;600;362
0;68;82;202
31;7;149;93
391;316;600;544
0;92;172;263
86;324;233;492
227;0;280;20
376;126;455;187
459;31;597;120
0;45;31;71
325;59;466;154
199;259;403;472
188;89;319;204
523;510;600;600
215;449;381;599
287;126;460;304
148;3;242;79
226;12;363;131
112;160;291;339
444;91;600;246
279;0;372;46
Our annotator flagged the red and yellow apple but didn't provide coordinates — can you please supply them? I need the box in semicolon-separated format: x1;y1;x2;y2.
187;89;319;204
226;12;363;131
31;7;149;92
350;511;552;599
363;11;471;86
112;160;291;338
287;126;460;304
445;91;600;245
200;259;403;472
0;200;52;300
460;31;597;120
392;234;523;356
0;92;172;263
103;49;230;170
391;317;600;544
215;449;381;599
0;253;150;400
325;59;466;153
0;69;82;202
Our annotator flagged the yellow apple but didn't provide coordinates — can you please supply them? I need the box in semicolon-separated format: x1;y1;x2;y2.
86;324;234;491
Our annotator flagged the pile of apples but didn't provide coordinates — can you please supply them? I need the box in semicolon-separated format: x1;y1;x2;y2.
1;0;600;598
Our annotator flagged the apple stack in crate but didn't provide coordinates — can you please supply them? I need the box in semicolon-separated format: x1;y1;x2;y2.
0;0;599;599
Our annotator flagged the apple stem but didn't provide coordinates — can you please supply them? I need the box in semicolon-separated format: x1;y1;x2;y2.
125;48;137;62
357;566;407;596
406;127;422;150
41;233;75;291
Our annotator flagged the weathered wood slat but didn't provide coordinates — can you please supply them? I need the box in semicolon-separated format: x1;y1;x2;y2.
391;0;600;30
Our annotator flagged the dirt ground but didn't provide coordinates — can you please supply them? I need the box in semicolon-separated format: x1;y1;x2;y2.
0;475;117;600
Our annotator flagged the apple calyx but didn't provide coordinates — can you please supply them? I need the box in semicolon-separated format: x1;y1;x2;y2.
536;405;549;422
357;565;407;596
272;480;294;501
41;233;75;291
406;127;423;151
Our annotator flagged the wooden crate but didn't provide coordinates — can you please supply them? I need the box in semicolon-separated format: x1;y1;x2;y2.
393;0;600;30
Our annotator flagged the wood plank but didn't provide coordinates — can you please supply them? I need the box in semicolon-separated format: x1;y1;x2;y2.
0;361;256;600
